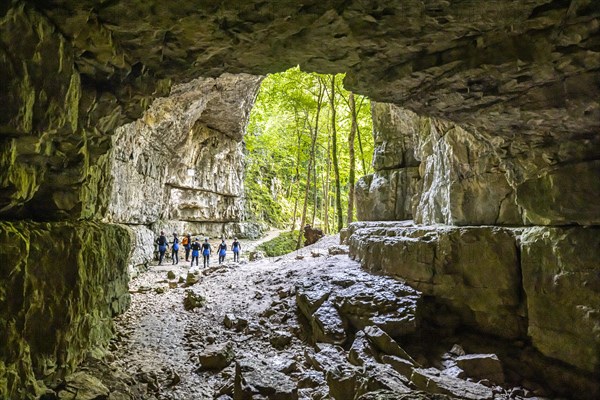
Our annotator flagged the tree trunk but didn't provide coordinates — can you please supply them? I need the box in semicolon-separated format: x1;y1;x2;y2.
297;82;324;249
290;109;303;231
329;76;343;232
347;91;357;225
311;152;318;226
323;131;331;234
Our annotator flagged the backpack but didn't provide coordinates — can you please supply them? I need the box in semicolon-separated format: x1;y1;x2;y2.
182;236;189;246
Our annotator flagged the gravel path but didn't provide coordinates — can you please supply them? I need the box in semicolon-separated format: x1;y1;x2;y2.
109;234;339;399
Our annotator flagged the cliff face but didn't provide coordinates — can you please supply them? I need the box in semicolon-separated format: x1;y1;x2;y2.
1;0;599;397
0;221;131;397
352;101;600;389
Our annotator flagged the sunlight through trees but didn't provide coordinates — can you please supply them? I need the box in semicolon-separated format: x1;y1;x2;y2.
245;67;374;237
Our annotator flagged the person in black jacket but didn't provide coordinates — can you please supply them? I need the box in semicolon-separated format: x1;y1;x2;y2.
232;237;241;262
156;231;168;265
171;233;180;265
202;238;211;268
190;238;201;267
218;239;227;264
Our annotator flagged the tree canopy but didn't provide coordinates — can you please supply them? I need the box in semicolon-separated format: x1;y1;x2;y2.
245;67;373;234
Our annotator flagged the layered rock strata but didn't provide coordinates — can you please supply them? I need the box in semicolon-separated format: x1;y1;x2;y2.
105;73;264;270
357;104;523;225
1;1;598;398
0;221;131;397
358;102;600;226
346;222;600;380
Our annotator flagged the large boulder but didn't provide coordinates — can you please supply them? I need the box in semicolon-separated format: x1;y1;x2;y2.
348;223;525;339
520;226;600;373
296;272;421;345
234;359;298;400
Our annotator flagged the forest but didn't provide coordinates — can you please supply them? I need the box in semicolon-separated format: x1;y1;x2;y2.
245;67;374;245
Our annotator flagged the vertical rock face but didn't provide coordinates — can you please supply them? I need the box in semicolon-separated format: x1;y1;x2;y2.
347;222;600;378
520;227;600;374
358;102;600;226
346;223;525;339
105;73;262;238
357;103;522;225
0;221;131;397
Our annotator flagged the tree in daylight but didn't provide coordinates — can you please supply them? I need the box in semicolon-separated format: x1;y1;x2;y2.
245;67;373;242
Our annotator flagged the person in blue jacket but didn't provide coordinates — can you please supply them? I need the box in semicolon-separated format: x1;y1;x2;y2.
171;233;180;265
156;231;168;265
190;238;201;267
232;237;241;262
202;238;212;268
218;239;227;264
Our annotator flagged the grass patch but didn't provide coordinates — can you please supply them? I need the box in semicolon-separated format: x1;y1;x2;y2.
257;231;301;257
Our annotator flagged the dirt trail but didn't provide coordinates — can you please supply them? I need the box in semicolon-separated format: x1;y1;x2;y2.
65;233;552;400
109;234;337;399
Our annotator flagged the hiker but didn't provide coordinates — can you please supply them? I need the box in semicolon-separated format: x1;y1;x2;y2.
202;238;212;268
156;231;168;265
190;238;201;267
218;239;227;264
182;233;191;261
232;237;241;262
171;233;180;265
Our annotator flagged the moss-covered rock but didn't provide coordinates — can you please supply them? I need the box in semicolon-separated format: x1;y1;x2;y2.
521;226;600;373
0;221;131;399
257;231;301;257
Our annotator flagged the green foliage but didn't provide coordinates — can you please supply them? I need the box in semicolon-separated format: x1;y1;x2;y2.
245;66;374;231
256;231;301;257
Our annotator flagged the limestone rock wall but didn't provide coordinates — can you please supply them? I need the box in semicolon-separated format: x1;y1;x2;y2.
346;222;600;380
357;103;522;225
105;73;262;229
0;221;131;398
358;102;600;226
520;226;600;374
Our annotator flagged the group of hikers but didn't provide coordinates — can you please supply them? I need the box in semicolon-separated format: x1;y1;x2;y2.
155;231;242;267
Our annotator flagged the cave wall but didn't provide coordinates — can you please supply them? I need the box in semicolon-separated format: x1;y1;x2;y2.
0;221;131;397
352;102;600;379
1;0;599;397
105;73;263;272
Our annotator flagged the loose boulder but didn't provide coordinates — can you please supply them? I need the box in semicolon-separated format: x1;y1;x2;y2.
197;342;235;370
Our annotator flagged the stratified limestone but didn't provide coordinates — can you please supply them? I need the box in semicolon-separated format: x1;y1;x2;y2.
355;168;420;221
106;74;262;226
358;103;522;225
517;161;600;225
520;226;600;373
0;221;131;399
125;224;155;276
347;222;525;339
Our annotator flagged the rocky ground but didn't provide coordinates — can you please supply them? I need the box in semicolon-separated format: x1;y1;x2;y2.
48;235;556;400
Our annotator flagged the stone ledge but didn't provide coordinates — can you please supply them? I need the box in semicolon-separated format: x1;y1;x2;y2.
347;221;600;374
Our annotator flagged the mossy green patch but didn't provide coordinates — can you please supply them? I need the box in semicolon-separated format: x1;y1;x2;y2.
256;230;301;257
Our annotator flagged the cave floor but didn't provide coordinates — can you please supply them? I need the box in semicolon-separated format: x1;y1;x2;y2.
59;235;550;400
111;235;337;399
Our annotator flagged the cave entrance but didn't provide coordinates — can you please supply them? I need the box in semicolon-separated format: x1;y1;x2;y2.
244;66;374;257
106;67;373;270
